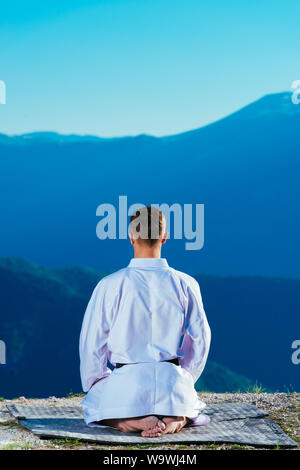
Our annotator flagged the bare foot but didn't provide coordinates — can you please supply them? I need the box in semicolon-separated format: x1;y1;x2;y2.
100;415;166;436
160;416;188;434
140;416;167;437
140;418;165;437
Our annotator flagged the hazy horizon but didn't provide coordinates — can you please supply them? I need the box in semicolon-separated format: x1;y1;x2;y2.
1;90;294;139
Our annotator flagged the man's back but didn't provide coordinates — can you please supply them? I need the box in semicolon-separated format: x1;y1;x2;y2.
80;257;210;393
106;257;191;363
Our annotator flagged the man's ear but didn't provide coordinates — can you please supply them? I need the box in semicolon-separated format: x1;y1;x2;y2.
129;231;135;245
161;231;168;245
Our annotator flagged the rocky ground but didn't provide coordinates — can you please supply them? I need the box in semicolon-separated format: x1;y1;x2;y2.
0;392;299;450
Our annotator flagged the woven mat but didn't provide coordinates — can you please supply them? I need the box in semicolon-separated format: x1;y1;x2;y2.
6;403;297;447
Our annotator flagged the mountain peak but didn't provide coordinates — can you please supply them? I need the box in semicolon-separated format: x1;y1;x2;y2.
233;91;300;119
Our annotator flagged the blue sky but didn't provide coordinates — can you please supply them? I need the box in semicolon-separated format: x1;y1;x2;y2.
0;0;299;137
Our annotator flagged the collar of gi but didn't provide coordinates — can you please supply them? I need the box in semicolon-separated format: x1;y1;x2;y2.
128;258;169;269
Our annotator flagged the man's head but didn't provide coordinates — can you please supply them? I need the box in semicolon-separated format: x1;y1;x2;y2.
129;206;168;255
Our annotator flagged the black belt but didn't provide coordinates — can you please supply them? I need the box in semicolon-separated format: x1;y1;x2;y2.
115;357;179;369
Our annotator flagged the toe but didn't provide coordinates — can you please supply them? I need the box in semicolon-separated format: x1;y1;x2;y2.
157;420;166;430
156;425;164;433
141;428;162;437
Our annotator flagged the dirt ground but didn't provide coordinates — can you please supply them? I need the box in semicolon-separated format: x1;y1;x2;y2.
0;392;299;450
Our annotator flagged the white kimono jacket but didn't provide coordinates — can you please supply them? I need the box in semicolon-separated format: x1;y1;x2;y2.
79;257;211;426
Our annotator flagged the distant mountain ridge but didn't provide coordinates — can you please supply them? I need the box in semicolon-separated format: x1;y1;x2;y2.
1;257;299;399
0;92;299;279
1;92;299;144
0;131;112;145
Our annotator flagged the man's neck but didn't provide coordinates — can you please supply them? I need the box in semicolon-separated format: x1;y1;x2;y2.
133;247;162;259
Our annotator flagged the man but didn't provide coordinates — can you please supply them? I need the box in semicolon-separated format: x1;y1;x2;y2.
79;206;211;437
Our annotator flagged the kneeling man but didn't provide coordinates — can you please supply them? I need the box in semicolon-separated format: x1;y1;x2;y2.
79;206;211;437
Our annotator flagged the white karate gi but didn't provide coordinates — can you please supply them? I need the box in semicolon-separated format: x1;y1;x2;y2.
79;258;211;427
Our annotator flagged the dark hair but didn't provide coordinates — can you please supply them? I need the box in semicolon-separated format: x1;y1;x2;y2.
129;206;165;246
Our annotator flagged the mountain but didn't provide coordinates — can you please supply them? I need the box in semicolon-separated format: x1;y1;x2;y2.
1;257;299;399
195;361;255;393
0;132;111;145
195;273;300;393
0;92;299;278
0;257;263;398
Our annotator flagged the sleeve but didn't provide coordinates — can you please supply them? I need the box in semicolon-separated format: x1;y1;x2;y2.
178;278;211;384
79;280;112;392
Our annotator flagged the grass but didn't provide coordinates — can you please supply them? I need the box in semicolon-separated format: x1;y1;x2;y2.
231;444;249;450
201;443;219;449
0;421;24;429
0;441;36;450
268;406;300;446
283;385;298;395
115;443;189;450
51;438;83;448
67;392;85;399
246;383;266;394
